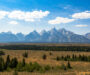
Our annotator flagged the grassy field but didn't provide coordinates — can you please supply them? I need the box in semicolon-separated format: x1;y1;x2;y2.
0;48;90;75
0;43;90;75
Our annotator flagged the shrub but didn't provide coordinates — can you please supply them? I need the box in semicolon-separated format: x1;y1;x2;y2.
44;65;51;71
25;64;34;72
13;70;18;75
23;51;28;58
42;54;47;60
39;67;45;73
25;62;42;72
60;64;67;70
22;58;26;67
49;52;53;56
0;51;5;56
6;67;11;72
16;63;24;72
56;56;60;61
33;62;41;71
16;58;26;71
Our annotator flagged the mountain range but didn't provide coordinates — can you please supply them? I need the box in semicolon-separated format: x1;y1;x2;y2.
0;28;90;43
85;33;90;40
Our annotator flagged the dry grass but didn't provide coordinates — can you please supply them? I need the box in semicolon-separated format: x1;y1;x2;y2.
0;43;90;46
0;49;90;75
0;72;77;75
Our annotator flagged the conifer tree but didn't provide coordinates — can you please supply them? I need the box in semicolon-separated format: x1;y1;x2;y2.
10;57;18;68
56;56;60;61
5;55;10;69
67;61;72;69
0;57;4;71
22;58;25;67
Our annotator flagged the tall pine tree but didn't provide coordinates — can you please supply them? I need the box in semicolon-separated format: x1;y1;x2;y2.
5;55;10;69
0;57;4;71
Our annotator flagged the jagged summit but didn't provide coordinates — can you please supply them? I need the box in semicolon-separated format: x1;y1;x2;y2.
0;28;89;43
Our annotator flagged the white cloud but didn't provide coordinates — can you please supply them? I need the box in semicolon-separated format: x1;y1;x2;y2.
8;21;18;25
48;17;75;24
75;24;88;27
72;11;90;19
25;10;50;22
8;10;25;20
0;11;9;19
0;10;50;22
8;10;50;22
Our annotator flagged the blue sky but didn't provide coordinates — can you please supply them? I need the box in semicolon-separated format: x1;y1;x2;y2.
0;0;90;34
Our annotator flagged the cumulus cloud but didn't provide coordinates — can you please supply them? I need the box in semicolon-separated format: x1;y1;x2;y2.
25;10;50;22
0;11;9;19
75;24;88;27
8;10;25;20
48;17;75;24
8;10;50;22
8;21;18;25
72;11;90;19
0;10;50;22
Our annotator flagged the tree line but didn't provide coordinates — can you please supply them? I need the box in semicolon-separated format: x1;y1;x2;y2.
56;54;90;62
0;45;90;51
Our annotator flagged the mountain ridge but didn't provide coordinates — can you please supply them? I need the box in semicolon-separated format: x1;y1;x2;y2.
0;28;90;43
85;33;90;39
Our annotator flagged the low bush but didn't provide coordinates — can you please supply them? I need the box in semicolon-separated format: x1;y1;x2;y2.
13;70;18;75
42;54;47;60
0;51;5;56
44;65;51;71
23;51;28;58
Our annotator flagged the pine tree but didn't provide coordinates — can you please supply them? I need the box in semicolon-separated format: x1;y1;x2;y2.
22;58;25;67
10;57;18;68
67;61;72;69
0;57;4;71
5;55;10;69
56;56;60;61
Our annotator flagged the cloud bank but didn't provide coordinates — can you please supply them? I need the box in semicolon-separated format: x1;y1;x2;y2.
0;10;50;22
48;17;75;24
0;11;9;19
0;10;89;28
72;11;90;19
75;24;88;27
48;11;90;27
